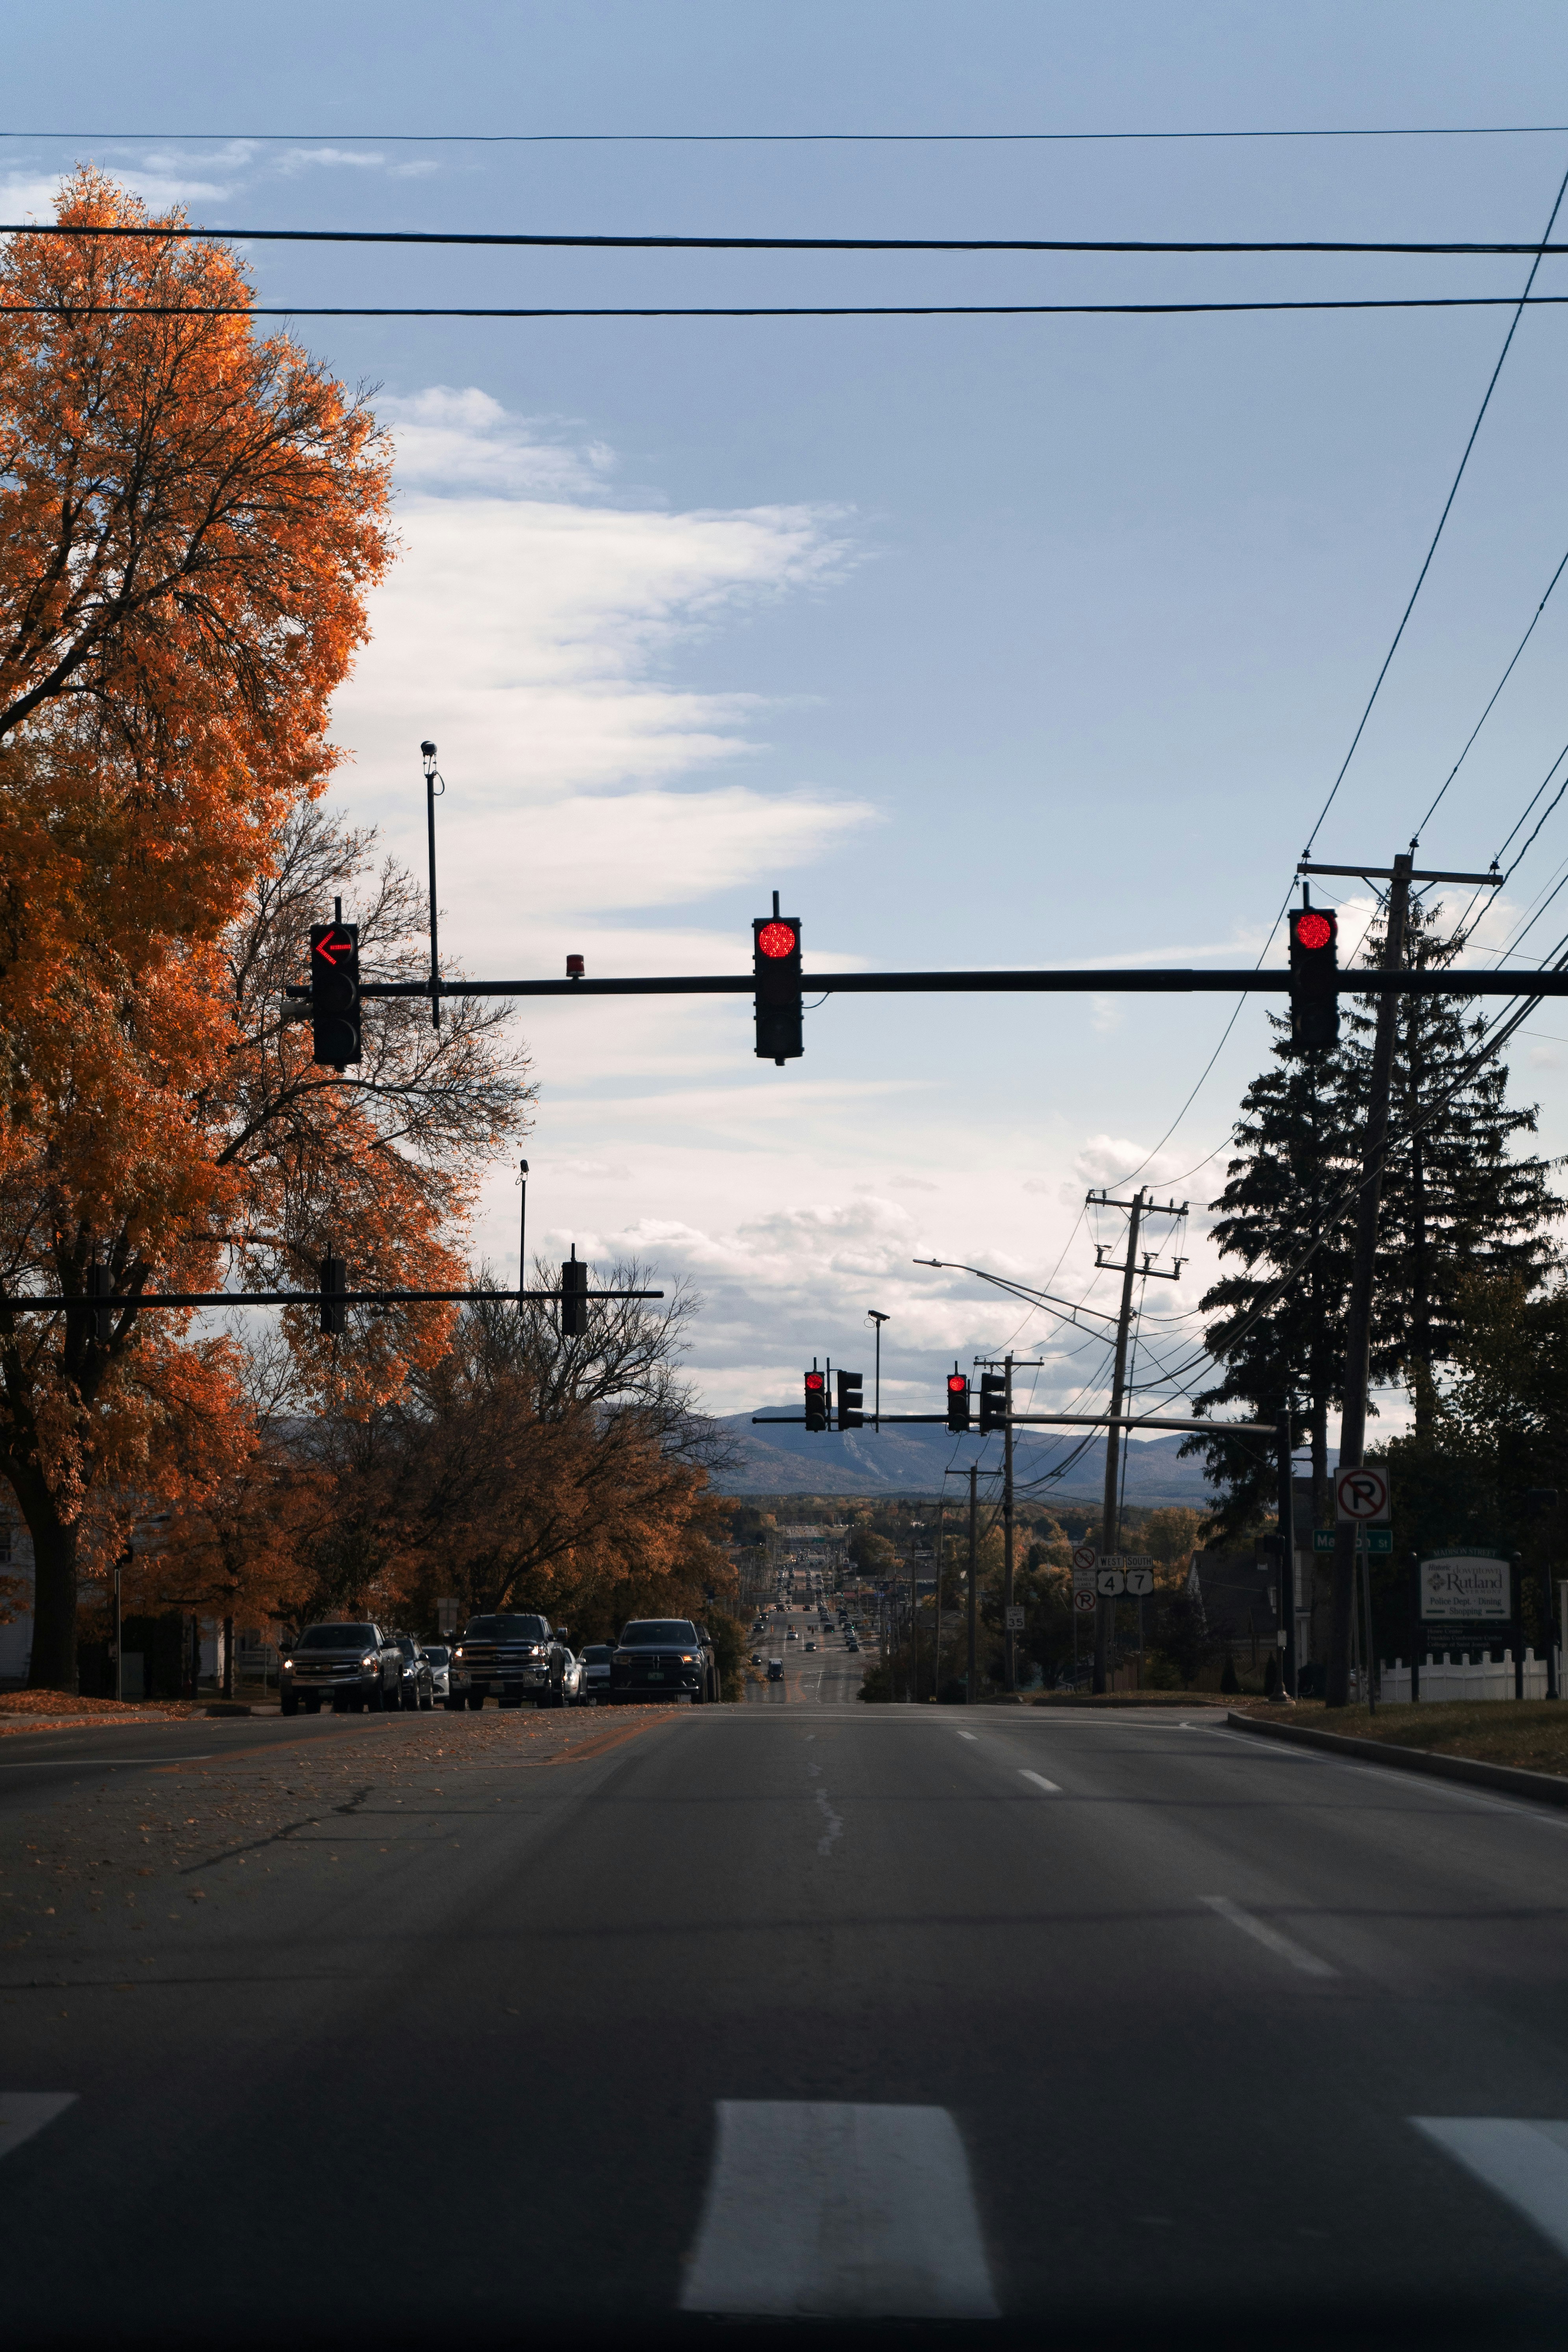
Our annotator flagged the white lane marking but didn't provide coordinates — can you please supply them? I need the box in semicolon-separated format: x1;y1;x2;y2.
1414;2119;1568;2259
815;1787;843;1856
680;2100;999;2318
954;1731;979;1742
0;2094;76;2163
1019;1770;1061;1794
1201;1895;1338;1978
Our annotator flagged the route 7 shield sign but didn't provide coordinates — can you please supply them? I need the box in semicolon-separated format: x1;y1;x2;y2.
1335;1464;1390;1524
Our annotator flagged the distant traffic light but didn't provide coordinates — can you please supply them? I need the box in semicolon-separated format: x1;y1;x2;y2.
946;1372;971;1433
837;1370;864;1430
1288;904;1339;1051
978;1371;1008;1434
804;1370;828;1431
87;1262;113;1344
753;893;803;1066
318;1252;347;1336
310;922;361;1067
560;1251;589;1338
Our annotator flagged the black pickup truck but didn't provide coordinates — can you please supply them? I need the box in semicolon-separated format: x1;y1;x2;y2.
608;1618;719;1705
448;1612;571;1710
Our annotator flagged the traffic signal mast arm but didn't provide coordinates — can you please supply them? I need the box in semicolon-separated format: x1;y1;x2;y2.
3;1284;662;1310
284;964;1568;1001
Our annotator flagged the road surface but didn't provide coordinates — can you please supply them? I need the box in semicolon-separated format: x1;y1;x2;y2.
6;1698;1568;2340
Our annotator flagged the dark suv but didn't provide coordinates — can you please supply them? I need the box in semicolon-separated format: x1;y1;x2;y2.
609;1619;719;1705
449;1613;571;1710
280;1624;404;1715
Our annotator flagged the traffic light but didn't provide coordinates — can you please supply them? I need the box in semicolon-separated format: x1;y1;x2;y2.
946;1372;971;1433
837;1369;864;1429
804;1370;828;1431
978;1372;1008;1433
319;1252;347;1336
560;1251;589;1337
753;894;803;1066
310;922;361;1067
1288;904;1339;1051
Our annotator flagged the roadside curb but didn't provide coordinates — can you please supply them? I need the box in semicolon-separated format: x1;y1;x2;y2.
1225;1708;1568;1808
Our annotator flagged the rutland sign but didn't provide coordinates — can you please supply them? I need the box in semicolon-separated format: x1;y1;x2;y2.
1420;1552;1511;1623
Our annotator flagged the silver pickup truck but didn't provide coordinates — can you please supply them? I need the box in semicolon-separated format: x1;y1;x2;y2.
279;1622;405;1715
448;1612;571;1710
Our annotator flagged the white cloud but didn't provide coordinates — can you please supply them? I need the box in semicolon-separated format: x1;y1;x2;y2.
379;387;617;499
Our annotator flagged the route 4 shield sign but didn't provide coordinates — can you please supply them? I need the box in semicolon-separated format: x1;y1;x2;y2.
1335;1464;1390;1524
1095;1567;1126;1597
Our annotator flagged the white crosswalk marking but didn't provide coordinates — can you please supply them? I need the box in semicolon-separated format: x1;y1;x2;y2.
680;2100;999;2317
0;2094;76;2163
1414;2118;1568;2259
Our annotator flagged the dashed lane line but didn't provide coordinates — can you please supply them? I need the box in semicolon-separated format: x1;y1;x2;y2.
1414;2119;1568;2261
1201;1894;1338;1978
1019;1770;1062;1794
0;2094;76;2163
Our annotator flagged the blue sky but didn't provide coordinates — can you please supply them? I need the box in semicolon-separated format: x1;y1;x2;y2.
11;2;1568;1443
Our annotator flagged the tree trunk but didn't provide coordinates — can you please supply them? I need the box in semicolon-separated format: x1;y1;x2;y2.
26;1508;80;1692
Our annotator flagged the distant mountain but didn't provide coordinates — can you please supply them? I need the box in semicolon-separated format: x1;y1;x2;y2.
713;1412;1224;1506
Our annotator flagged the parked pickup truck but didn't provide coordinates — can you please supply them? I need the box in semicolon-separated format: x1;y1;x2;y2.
280;1623;404;1715
608;1618;719;1705
449;1613;572;1710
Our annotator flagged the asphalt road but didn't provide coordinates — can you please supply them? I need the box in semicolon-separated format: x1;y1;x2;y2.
746;1602;867;1703
7;1697;1568;2345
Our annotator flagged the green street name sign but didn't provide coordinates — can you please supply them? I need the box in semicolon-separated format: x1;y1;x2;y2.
1312;1527;1393;1554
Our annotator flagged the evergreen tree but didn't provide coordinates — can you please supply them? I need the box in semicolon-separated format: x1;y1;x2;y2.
1187;896;1560;1528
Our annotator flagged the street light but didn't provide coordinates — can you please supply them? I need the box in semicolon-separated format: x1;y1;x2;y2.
867;1309;889;1431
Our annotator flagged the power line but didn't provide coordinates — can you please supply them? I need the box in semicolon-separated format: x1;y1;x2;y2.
6;124;1568;144
1409;544;1568;849
1300;157;1568;859
17;294;1568;322
19;224;1568;254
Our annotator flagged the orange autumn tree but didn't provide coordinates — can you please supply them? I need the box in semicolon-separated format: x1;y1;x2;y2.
0;172;532;1688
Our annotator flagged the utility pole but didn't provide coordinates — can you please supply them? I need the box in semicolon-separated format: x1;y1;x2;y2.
1300;854;1500;1708
1277;1401;1298;1699
967;1465;979;1703
1003;1352;1016;1690
1088;1187;1187;1695
421;741;443;1031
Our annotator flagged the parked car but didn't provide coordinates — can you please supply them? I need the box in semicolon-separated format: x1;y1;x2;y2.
767;1657;784;1682
577;1642;615;1703
609;1618;718;1704
389;1634;435;1711
558;1648;585;1705
449;1613;573;1710
419;1645;453;1701
279;1623;404;1716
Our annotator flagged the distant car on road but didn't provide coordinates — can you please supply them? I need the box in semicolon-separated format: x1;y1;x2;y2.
804;1640;816;1651
610;1619;718;1704
767;1658;784;1682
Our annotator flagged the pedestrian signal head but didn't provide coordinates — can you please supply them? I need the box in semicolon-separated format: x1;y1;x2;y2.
1288;904;1339;1051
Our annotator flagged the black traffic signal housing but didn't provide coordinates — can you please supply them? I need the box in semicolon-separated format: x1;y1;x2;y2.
804;1370;828;1431
1288;904;1339;1051
978;1372;1008;1434
837;1369;864;1430
946;1372;971;1433
311;922;361;1067
319;1253;348;1336
753;894;803;1066
560;1252;589;1338
87;1261;113;1343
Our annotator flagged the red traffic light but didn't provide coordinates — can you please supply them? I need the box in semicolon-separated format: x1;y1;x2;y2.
757;921;798;960
805;1372;825;1391
947;1375;967;1395
1292;910;1334;951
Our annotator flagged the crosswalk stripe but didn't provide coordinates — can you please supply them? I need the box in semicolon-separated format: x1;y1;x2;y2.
1414;2118;1568;2258
0;2094;76;2164
680;2100;999;2318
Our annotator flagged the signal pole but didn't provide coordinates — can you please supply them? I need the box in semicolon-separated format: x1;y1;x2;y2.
967;1464;979;1703
1003;1352;1015;1690
1088;1187;1187;1695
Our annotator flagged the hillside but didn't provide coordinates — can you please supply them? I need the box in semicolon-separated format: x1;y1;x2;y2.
712;1413;1228;1504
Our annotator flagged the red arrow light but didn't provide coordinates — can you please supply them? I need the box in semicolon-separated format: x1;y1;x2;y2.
314;930;351;965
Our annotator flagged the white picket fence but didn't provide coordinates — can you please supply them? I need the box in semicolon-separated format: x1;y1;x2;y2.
1377;1650;1549;1704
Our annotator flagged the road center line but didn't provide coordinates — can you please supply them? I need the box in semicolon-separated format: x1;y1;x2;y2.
954;1731;979;1742
1201;1894;1338;1977
1019;1770;1061;1793
680;2100;998;2318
